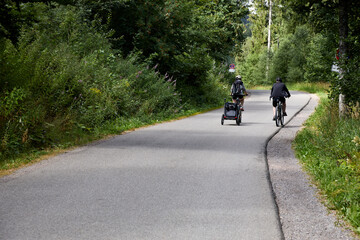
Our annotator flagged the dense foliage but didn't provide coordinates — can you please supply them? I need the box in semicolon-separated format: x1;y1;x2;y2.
0;4;179;158
241;0;360;233
0;1;249;162
238;0;360;106
106;0;247;102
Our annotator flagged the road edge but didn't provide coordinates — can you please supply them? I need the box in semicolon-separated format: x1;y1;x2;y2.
265;93;357;239
263;93;312;240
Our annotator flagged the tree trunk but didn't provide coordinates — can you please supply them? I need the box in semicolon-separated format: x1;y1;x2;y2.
338;0;349;116
267;0;272;52
266;0;272;82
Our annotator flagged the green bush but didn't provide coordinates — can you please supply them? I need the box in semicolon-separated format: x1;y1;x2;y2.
173;48;212;104
269;26;309;83
304;33;336;83
238;51;261;86
1;1;237;167
269;36;292;82
0;4;181;162
0;88;28;155
330;56;360;105
202;61;230;105
238;46;268;85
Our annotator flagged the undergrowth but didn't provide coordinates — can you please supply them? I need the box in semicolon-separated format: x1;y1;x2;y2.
294;96;360;234
0;4;229;173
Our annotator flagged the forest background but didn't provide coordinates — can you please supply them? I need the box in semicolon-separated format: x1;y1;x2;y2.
241;0;360;234
0;0;248;162
0;0;360;235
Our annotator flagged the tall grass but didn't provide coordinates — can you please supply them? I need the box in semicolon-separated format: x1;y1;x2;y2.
294;96;360;234
287;82;330;94
0;5;183;169
0;4;229;174
249;82;329;95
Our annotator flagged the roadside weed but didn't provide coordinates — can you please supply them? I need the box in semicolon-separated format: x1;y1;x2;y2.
294;96;360;234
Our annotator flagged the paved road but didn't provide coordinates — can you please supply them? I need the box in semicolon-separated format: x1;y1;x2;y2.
0;90;310;240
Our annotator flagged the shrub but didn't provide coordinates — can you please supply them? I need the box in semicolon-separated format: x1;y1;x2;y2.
304;33;336;83
269;36;292;82
0;4;181;161
0;88;28;156
331;56;360;105
238;46;268;85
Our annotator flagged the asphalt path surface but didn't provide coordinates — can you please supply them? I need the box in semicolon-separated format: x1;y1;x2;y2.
0;90;310;240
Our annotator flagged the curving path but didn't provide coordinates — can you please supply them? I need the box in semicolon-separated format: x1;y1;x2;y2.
1;90;310;240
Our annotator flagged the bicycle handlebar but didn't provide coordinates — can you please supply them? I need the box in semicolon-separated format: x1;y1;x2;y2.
229;94;248;97
269;96;290;100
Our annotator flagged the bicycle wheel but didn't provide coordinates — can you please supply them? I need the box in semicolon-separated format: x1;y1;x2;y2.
275;105;281;127
280;108;284;126
236;112;241;125
236;105;242;125
239;110;242;123
221;114;224;125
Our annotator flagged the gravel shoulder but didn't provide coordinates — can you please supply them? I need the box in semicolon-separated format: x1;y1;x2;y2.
267;94;358;240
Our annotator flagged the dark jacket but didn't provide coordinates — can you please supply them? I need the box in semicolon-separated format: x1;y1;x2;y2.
231;80;246;95
271;82;290;98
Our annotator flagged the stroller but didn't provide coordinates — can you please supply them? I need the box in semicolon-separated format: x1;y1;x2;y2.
221;98;242;126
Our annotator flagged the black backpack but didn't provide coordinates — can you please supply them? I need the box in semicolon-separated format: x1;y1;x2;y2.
231;80;244;95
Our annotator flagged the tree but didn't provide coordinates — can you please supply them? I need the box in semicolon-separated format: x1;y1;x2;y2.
338;0;349;115
284;0;360;106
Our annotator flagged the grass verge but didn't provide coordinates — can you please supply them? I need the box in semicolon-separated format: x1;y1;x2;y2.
0;105;219;177
250;81;330;94
256;81;360;235
293;94;360;235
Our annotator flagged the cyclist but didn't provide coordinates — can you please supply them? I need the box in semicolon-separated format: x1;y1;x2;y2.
230;75;248;111
270;77;291;120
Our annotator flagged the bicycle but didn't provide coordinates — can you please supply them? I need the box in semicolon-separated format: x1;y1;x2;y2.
235;96;242;126
273;97;284;127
